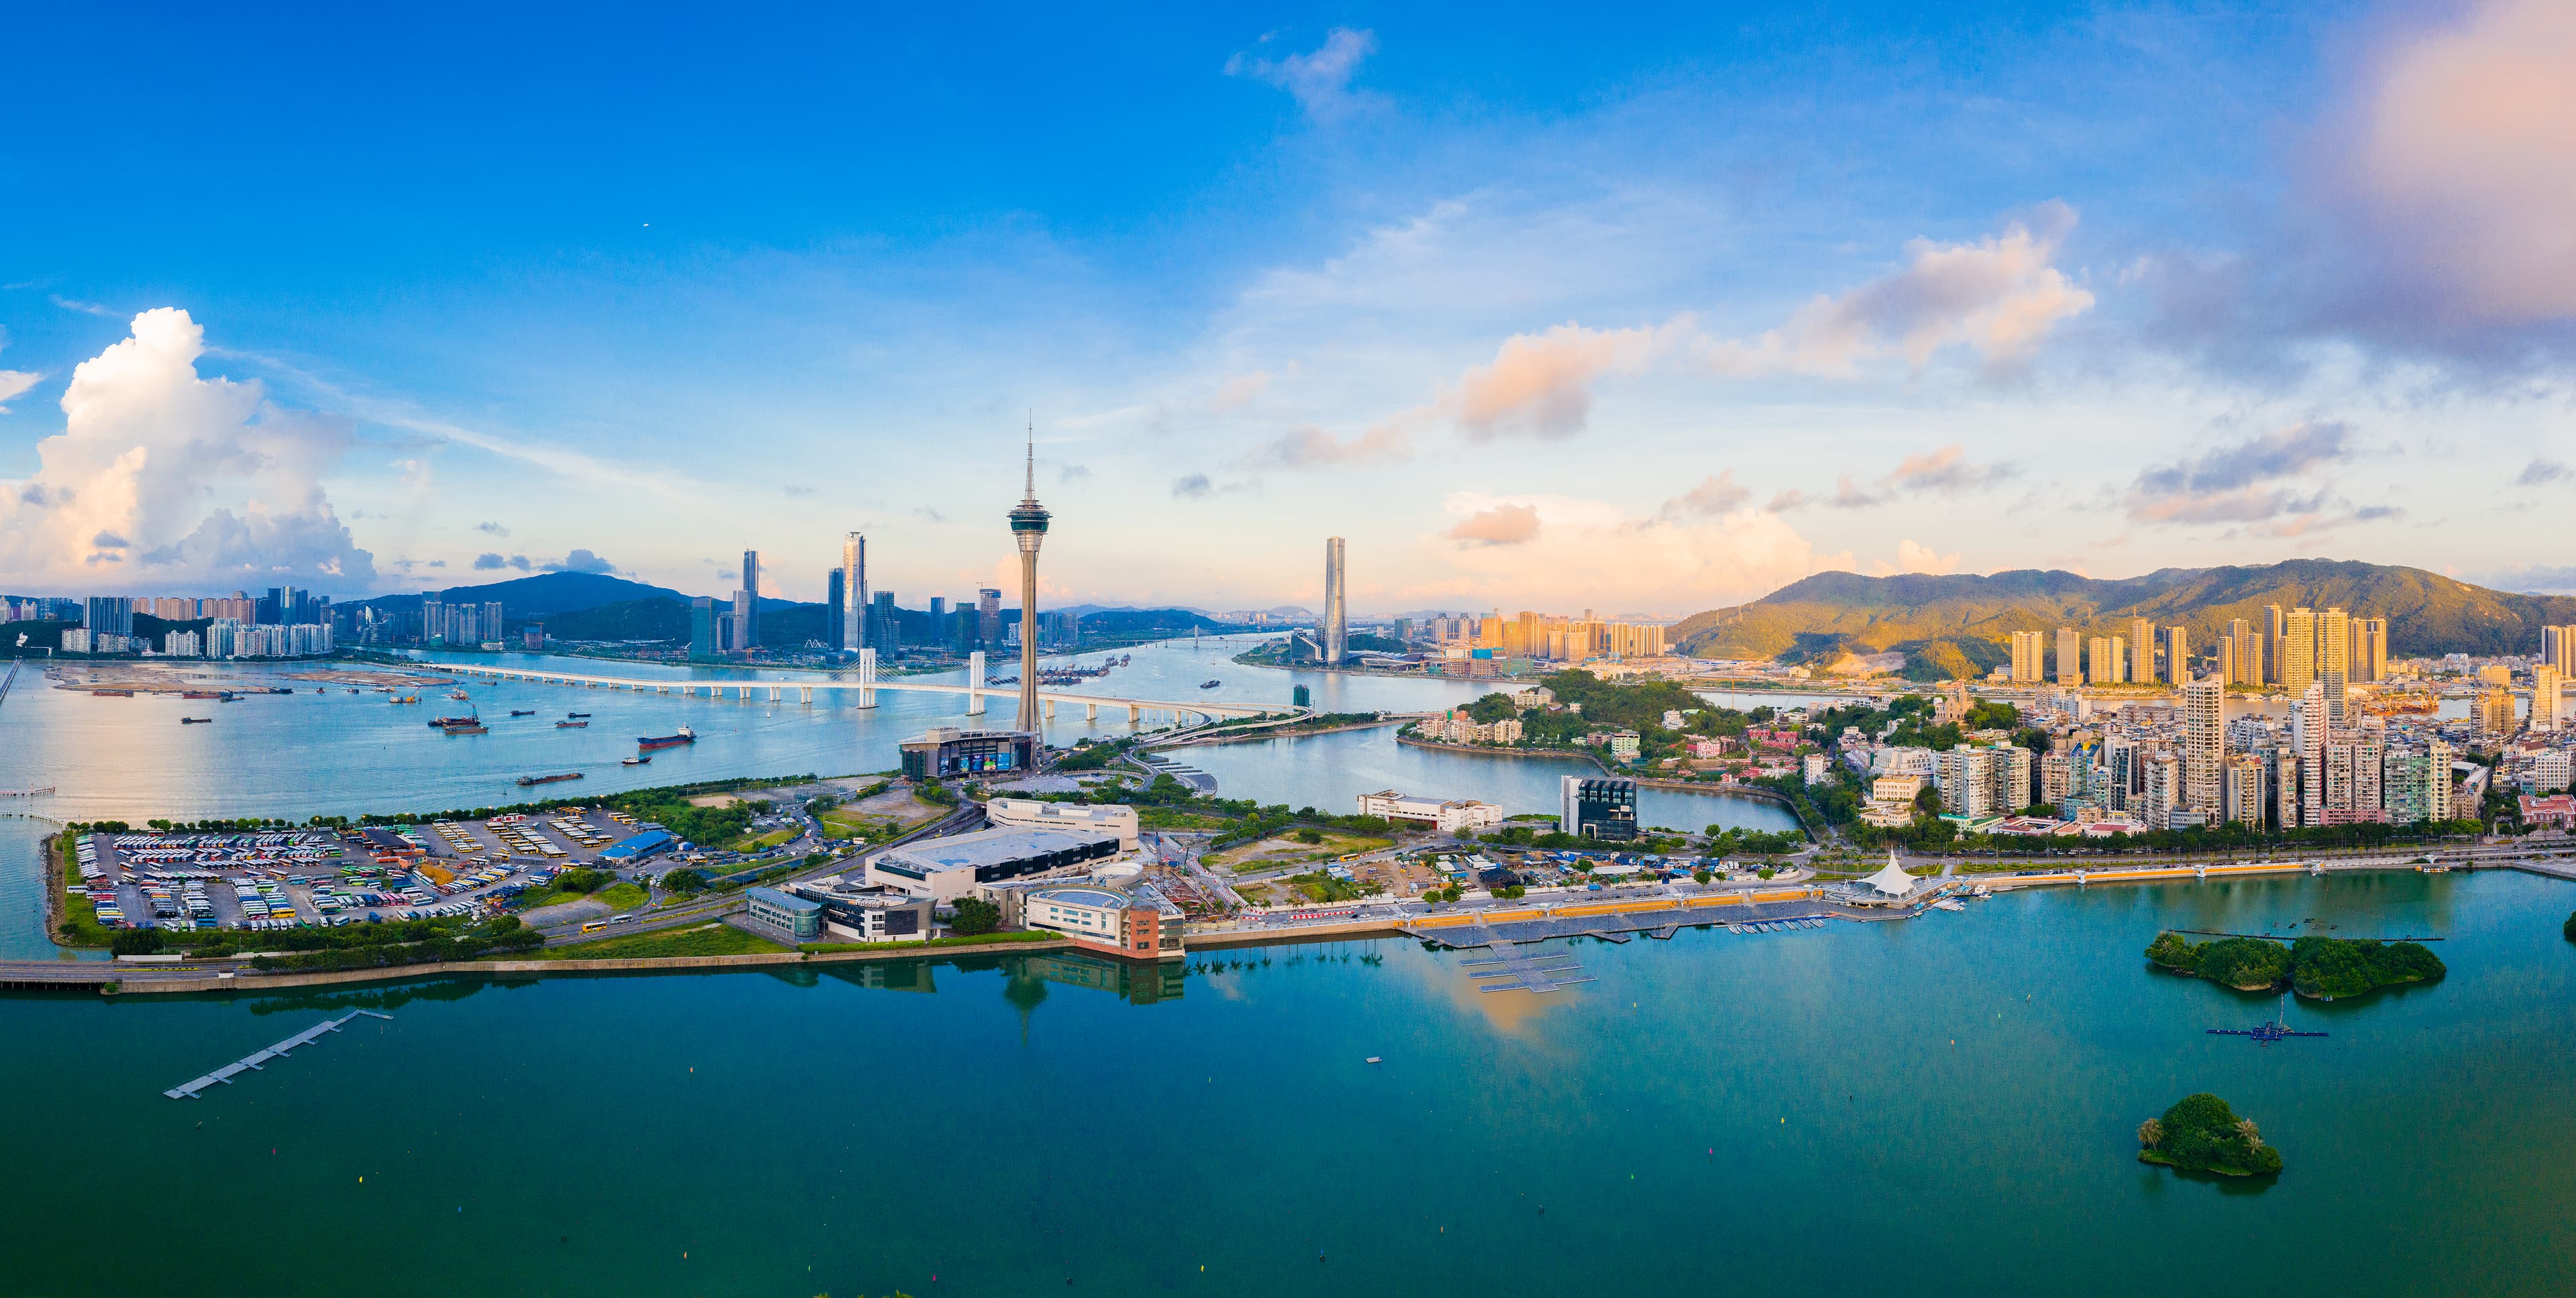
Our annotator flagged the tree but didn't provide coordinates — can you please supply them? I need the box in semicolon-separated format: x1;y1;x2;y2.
1913;787;1944;817
1294;828;1324;845
2137;1118;2163;1148
111;927;166;956
949;896;1001;936
660;869;708;894
1466;692;1519;723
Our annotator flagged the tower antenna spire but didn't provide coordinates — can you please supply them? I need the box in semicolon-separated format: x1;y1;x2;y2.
1023;411;1036;502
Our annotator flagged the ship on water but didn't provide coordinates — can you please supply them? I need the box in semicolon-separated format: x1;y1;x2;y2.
556;719;588;728
516;771;584;787
509;709;536;716
637;726;697;751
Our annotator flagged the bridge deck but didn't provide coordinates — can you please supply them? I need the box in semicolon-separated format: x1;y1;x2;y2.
440;663;1276;718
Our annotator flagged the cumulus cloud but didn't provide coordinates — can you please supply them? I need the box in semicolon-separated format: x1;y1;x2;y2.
1446;319;1690;441
547;549;614;575
1349;213;2090;452
1172;473;1213;499
474;553;537;572
1226;28;1377;120
1702;205;2095;376
1442;503;1542;547
2518;458;2570;486
0;308;374;588
476;521;511;536
1246;423;1412;468
1660;472;1750;518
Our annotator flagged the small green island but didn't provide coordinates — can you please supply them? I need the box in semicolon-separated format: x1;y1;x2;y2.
2138;1093;2284;1177
2144;930;2445;999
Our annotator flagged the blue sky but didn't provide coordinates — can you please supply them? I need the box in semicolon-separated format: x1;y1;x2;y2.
4;1;2571;615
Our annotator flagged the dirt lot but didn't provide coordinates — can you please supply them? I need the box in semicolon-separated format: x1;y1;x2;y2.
1204;829;1394;873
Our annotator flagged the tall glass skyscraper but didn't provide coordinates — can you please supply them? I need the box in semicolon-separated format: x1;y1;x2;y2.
839;532;866;654
1322;536;1347;665
737;549;761;649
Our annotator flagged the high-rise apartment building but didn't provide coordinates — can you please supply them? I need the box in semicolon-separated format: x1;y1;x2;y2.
2164;627;2188;688
2056;627;2082;686
2318;606;2350;720
2534;665;2564;733
2086;636;2113;686
825;568;844;651
737;550;761;649
2183;676;2224;812
1941;745;1996;817
2264;604;2287;686
2010;631;2046;684
2291;684;2326;826
1322;537;1348;665
2143;753;2180;829
2352;616;2387;684
2544;625;2576;673
2279;607;2316;692
2130;618;2157;684
2472;686;2516;740
841;532;867;655
2222;753;2267;827
872;591;899;655
976;588;1002;646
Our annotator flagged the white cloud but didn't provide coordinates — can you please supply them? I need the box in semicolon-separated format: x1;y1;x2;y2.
0;308;374;590
0;370;37;412
2346;0;2576;323
1226;28;1378;121
1441;503;1542;547
1702;205;2094;376
1660;471;1750;517
1444;319;1691;441
1211;370;1273;413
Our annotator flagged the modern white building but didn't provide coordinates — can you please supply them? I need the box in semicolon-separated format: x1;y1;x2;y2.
1355;790;1505;834
868;826;1122;902
984;798;1140;849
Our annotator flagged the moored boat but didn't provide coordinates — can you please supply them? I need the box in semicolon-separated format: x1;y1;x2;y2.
637;726;697;751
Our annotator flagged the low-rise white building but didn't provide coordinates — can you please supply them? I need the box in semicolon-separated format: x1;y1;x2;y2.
983;798;1140;849
1356;790;1506;834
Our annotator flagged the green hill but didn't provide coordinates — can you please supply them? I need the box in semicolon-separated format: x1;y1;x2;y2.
1673;559;2576;675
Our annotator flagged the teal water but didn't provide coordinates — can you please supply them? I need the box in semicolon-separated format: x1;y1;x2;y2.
4;869;2573;1296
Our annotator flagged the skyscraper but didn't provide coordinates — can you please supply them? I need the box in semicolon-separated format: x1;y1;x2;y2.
1008;423;1050;733
1323;537;1348;665
2184;675;2223;812
872;591;899;656
2056;627;2082;686
2010;630;2045;684
737;549;761;649
841;532;867;655
2318;606;2350;720
2280;607;2316;692
2292;684;2326;826
2264;604;2286;686
689;597;716;658
2545;625;2576;673
826;568;844;649
2534;665;2564;733
2164;627;2188;688
2130;617;2157;684
977;588;1002;647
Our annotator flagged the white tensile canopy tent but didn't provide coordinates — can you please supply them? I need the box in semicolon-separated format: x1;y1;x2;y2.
1862;849;1917;898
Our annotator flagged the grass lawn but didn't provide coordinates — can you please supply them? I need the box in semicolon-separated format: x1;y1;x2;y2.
513;887;592;912
56;834;110;948
732;828;798;852
541;922;788;959
592;881;649;911
1138;808;1234;831
816;810;900;841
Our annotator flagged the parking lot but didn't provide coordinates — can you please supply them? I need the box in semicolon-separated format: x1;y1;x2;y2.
76;807;665;933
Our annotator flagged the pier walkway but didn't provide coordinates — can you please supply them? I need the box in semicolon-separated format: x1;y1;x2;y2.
165;1010;393;1099
1457;937;1590;993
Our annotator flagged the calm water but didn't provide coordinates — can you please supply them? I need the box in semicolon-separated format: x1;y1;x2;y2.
1;870;2573;1295
1183;727;1801;834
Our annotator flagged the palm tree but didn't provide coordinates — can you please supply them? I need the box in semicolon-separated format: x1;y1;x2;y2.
2137;1118;2164;1148
2235;1118;2263;1150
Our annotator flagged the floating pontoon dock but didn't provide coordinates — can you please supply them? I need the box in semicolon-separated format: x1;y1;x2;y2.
164;1010;392;1099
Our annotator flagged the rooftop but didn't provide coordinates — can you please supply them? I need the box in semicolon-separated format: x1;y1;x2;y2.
879;825;1120;873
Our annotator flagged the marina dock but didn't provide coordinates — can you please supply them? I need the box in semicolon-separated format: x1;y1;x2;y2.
1456;936;1593;993
164;1010;392;1099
